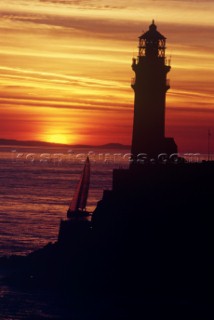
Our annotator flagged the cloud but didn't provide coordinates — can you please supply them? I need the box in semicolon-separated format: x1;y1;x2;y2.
0;89;133;112
169;88;214;100
0;10;127;35
168;106;214;114
0;65;126;90
1;6;213;46
0;13;134;46
39;0;126;10
40;0;88;4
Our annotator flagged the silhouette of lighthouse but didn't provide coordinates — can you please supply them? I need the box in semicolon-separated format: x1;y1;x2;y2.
131;21;177;160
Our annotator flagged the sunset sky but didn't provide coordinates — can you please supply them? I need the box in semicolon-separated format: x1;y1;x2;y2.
0;0;214;152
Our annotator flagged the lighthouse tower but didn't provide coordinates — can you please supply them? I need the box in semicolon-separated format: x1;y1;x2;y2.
131;21;177;160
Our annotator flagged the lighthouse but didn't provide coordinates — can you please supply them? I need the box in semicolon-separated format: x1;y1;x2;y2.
131;21;177;160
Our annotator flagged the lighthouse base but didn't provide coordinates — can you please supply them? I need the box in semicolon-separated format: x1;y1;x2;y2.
131;136;178;162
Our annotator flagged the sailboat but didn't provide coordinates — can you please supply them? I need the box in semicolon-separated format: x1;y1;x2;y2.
57;156;91;244
67;156;91;218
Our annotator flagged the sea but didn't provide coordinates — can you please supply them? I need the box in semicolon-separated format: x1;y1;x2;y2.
0;145;209;319
0;145;130;320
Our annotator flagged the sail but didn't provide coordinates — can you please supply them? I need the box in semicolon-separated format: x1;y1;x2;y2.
68;157;90;213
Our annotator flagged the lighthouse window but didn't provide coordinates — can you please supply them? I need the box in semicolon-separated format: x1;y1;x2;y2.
139;39;146;48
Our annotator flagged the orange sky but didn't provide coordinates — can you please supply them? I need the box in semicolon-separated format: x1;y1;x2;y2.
0;0;214;152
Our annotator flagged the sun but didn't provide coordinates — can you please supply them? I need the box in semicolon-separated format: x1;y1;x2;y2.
45;133;71;145
38;124;80;145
